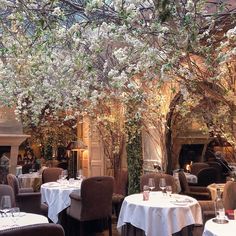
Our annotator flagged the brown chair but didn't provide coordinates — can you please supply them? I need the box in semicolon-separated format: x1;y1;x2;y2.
6;174;41;214
207;161;224;182
112;170;128;218
42;167;63;183
0;223;65;236
178;171;211;200
140;173;178;193
67;176;114;236
199;180;236;224
191;162;209;176
0;184;16;207
197;167;218;186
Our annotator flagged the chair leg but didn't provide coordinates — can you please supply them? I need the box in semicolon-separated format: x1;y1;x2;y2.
79;221;84;236
108;216;112;236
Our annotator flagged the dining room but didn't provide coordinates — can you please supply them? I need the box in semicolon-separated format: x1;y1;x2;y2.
0;0;236;236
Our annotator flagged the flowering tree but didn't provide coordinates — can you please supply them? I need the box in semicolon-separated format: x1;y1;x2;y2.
0;0;236;190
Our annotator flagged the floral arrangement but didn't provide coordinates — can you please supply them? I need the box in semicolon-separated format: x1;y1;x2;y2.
0;1;235;179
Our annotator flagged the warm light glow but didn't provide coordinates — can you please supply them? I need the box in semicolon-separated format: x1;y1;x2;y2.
186;164;191;172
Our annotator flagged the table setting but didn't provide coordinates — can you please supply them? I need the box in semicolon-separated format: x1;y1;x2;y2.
18;172;42;191
0;195;48;230
203;217;236;236
0;211;48;230
40;177;82;223
117;190;202;236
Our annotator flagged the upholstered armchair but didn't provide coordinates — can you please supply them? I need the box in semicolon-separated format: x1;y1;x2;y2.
0;223;65;236
199;180;236;223
178;171;211;200
140;173;178;193
42;167;63;183
190;162;209;176
67;176;114;236
207;161;224;182
7;174;41;214
195;167;218;187
0;184;16;207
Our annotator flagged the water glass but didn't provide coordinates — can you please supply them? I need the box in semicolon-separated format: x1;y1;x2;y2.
62;170;68;179
76;169;83;180
143;185;150;201
11;207;20;216
1;195;12;213
166;185;172;197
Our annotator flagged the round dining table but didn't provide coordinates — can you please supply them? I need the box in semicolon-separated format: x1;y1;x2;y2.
40;180;81;223
117;191;203;236
18;172;42;191
0;212;48;231
203;218;236;236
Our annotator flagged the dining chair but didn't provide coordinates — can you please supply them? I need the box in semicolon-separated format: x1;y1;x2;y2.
178;171;211;200
206;161;224;182
66;176;114;236
190;162;209;176
140;172;178;193
6;174;42;214
42;167;63;183
196;167;218;187
0;223;65;236
199;180;236;224
0;184;16;207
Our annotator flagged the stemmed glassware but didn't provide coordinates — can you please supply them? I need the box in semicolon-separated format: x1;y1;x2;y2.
61;170;68;180
148;178;155;192
159;178;166;195
76;169;83;180
1;195;12;215
166;185;172;197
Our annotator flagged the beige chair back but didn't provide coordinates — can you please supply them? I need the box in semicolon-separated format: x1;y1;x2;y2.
140;173;178;193
42;167;63;183
223;181;236;210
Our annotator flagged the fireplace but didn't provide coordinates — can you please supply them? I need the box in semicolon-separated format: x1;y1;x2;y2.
171;130;212;170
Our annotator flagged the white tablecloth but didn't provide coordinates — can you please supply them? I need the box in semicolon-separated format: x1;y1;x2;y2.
18;172;42;190
117;192;202;236
203;218;236;236
40;181;81;223
0;213;48;230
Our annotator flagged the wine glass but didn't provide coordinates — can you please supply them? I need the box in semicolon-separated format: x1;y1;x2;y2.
1;195;12;214
159;178;166;195
148;178;155;191
166;185;172;197
76;169;83;180
62;170;68;180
